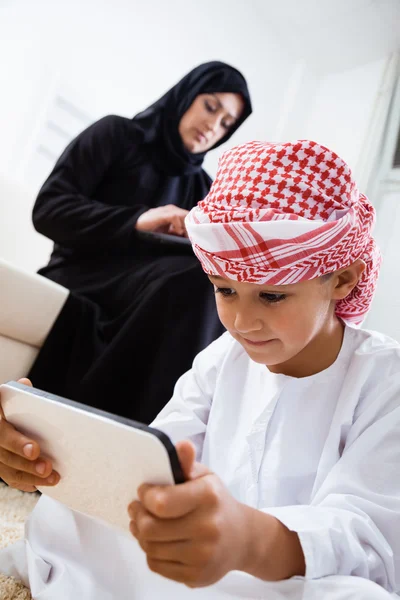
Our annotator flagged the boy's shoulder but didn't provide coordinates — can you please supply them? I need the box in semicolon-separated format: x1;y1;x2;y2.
347;325;400;372
346;326;400;408
343;326;400;427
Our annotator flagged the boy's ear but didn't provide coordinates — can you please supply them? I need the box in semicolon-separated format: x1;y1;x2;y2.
332;259;366;300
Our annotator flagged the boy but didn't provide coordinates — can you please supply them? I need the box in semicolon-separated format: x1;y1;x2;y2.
0;140;399;599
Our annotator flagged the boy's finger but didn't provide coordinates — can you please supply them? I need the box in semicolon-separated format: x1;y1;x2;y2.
0;447;53;478
175;440;210;480
129;508;207;543
139;475;213;519
0;418;41;461
175;440;196;480
0;376;33;438
139;539;200;565
128;500;141;521
0;464;60;488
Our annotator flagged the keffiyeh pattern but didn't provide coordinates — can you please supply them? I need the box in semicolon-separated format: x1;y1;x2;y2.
186;140;381;324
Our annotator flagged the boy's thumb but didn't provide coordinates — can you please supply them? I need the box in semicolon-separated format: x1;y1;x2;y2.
175;440;210;480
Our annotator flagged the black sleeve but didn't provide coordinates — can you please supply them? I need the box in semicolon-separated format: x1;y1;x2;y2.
32;115;149;251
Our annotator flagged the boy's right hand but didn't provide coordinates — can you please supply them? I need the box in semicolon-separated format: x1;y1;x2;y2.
0;378;60;492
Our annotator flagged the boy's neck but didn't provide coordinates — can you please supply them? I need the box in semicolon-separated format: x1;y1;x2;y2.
268;318;345;379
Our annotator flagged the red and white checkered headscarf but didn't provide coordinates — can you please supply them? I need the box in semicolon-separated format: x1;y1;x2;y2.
186;140;381;325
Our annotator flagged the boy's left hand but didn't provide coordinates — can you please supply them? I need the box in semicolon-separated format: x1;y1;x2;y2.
128;440;251;588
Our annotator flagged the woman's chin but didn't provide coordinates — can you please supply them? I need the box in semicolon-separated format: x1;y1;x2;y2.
183;138;204;154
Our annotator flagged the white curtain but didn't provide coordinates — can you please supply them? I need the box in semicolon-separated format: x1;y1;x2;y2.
363;53;400;340
356;51;400;202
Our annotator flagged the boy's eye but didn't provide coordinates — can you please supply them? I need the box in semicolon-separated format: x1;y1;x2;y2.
260;293;286;304
215;287;235;297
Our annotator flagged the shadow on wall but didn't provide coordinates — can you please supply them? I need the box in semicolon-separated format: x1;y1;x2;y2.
0;175;52;272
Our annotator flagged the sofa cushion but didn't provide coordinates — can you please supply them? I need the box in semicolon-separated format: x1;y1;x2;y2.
0;259;68;348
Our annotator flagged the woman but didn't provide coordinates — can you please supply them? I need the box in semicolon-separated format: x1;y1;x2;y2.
29;61;252;424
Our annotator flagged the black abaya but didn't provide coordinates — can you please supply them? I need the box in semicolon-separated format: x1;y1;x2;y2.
29;62;252;423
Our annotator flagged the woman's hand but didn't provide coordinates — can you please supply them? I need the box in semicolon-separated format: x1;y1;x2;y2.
135;205;189;237
0;378;60;492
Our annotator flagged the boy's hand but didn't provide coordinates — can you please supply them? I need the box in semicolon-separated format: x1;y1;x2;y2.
128;440;252;588
0;378;60;492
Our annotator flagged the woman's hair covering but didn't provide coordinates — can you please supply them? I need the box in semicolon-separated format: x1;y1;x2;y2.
132;61;252;175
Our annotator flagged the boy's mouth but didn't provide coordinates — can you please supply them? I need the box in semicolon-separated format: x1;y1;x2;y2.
242;337;275;347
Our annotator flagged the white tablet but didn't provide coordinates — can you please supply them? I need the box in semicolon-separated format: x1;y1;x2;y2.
0;381;184;532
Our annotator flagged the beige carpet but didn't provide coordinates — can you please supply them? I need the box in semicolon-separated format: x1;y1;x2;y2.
0;483;39;600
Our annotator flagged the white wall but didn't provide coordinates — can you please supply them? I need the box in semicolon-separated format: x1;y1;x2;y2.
0;175;52;273
364;184;400;340
1;0;399;339
0;0;312;271
0;0;302;181
265;56;391;193
300;58;389;186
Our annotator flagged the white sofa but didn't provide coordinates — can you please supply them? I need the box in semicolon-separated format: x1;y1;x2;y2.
0;258;69;384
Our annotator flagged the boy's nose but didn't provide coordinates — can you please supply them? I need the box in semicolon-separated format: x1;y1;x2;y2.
234;312;263;334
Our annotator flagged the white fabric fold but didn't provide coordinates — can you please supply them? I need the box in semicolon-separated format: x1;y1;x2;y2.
1;326;400;598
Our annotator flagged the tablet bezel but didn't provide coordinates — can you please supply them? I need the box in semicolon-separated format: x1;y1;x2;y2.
4;381;185;485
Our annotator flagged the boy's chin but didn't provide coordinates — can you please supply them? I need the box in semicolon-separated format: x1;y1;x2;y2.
241;346;281;366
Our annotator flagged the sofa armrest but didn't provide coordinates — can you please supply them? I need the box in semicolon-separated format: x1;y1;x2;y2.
0;259;69;348
0;335;39;384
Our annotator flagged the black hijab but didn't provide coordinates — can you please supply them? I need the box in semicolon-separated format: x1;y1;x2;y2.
32;62;252;266
133;61;252;176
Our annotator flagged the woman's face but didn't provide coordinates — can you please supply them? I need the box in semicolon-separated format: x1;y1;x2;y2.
178;92;245;153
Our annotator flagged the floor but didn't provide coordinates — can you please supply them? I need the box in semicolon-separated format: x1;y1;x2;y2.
0;483;39;600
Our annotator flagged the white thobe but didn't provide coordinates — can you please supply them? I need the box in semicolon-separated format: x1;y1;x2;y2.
1;325;400;599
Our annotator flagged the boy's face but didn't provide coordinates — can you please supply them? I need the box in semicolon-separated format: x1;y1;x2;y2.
208;274;340;374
